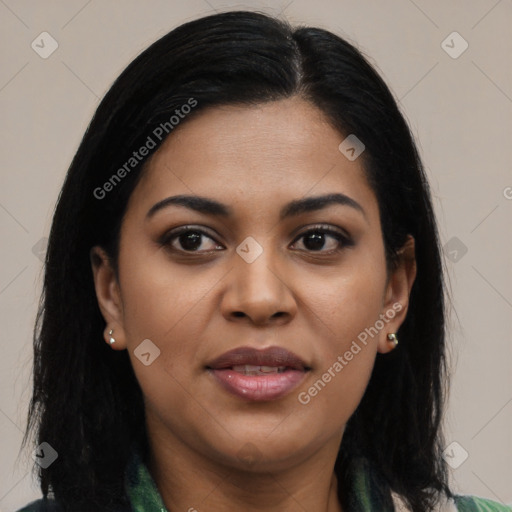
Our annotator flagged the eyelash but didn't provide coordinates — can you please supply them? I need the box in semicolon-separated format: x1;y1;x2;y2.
158;224;353;255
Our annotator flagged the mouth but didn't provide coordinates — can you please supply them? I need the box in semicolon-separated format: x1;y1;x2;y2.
230;365;289;375
206;346;311;402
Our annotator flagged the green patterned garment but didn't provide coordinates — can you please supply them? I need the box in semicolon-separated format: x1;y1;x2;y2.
124;449;511;512
17;448;511;511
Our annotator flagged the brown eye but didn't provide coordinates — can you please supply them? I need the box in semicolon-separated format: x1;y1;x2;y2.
290;226;353;253
159;227;223;253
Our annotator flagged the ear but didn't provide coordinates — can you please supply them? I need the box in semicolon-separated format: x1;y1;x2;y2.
377;235;417;354
90;246;127;350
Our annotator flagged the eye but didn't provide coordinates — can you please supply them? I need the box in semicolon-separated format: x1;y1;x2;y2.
159;226;224;253
159;224;352;255
290;225;352;253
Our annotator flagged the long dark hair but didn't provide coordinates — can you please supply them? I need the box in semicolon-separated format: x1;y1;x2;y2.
21;10;452;511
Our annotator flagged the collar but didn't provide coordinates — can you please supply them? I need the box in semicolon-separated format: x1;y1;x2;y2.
124;448;167;512
124;446;456;512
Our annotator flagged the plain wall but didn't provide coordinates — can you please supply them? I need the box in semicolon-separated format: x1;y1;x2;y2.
0;1;510;510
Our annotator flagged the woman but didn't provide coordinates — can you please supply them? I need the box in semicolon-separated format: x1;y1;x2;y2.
17;10;510;512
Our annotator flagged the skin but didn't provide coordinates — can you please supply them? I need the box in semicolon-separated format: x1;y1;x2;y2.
91;96;416;512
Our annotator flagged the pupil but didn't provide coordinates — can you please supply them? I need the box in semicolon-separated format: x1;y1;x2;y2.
304;232;325;251
180;232;202;250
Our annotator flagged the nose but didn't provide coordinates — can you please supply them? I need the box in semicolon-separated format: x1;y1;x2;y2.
220;246;297;327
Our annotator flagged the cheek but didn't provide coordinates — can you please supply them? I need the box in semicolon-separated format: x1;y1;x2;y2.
117;247;221;400
118;245;213;347
304;257;388;353
295;346;375;444
294;276;382;432
292;257;386;424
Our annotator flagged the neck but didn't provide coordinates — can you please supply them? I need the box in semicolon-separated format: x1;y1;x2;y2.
147;428;344;512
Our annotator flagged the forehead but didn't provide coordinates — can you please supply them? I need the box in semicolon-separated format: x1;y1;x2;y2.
127;97;377;220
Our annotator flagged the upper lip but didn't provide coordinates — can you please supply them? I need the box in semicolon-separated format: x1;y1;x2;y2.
206;346;310;371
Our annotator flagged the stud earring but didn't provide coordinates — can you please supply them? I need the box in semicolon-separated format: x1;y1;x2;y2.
108;329;116;345
387;333;398;348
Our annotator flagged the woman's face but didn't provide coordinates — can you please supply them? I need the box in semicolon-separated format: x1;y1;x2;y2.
92;96;415;471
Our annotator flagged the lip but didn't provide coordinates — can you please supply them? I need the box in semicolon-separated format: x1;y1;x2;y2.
206;346;311;402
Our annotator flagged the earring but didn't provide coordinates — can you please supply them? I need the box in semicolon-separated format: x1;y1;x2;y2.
108;329;116;345
387;333;398;348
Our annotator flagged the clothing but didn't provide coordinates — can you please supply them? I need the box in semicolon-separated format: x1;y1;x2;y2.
16;448;511;512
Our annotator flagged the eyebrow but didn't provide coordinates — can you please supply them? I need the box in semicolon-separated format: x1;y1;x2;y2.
146;193;367;221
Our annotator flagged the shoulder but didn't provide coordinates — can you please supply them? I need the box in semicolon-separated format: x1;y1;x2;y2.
14;498;63;512
454;494;512;512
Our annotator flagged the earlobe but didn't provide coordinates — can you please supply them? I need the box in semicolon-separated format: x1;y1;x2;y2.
377;236;417;354
90;246;127;349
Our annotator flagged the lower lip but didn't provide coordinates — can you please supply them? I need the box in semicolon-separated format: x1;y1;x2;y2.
209;368;308;401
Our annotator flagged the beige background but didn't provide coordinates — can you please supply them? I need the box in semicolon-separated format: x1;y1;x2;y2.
1;1;511;510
